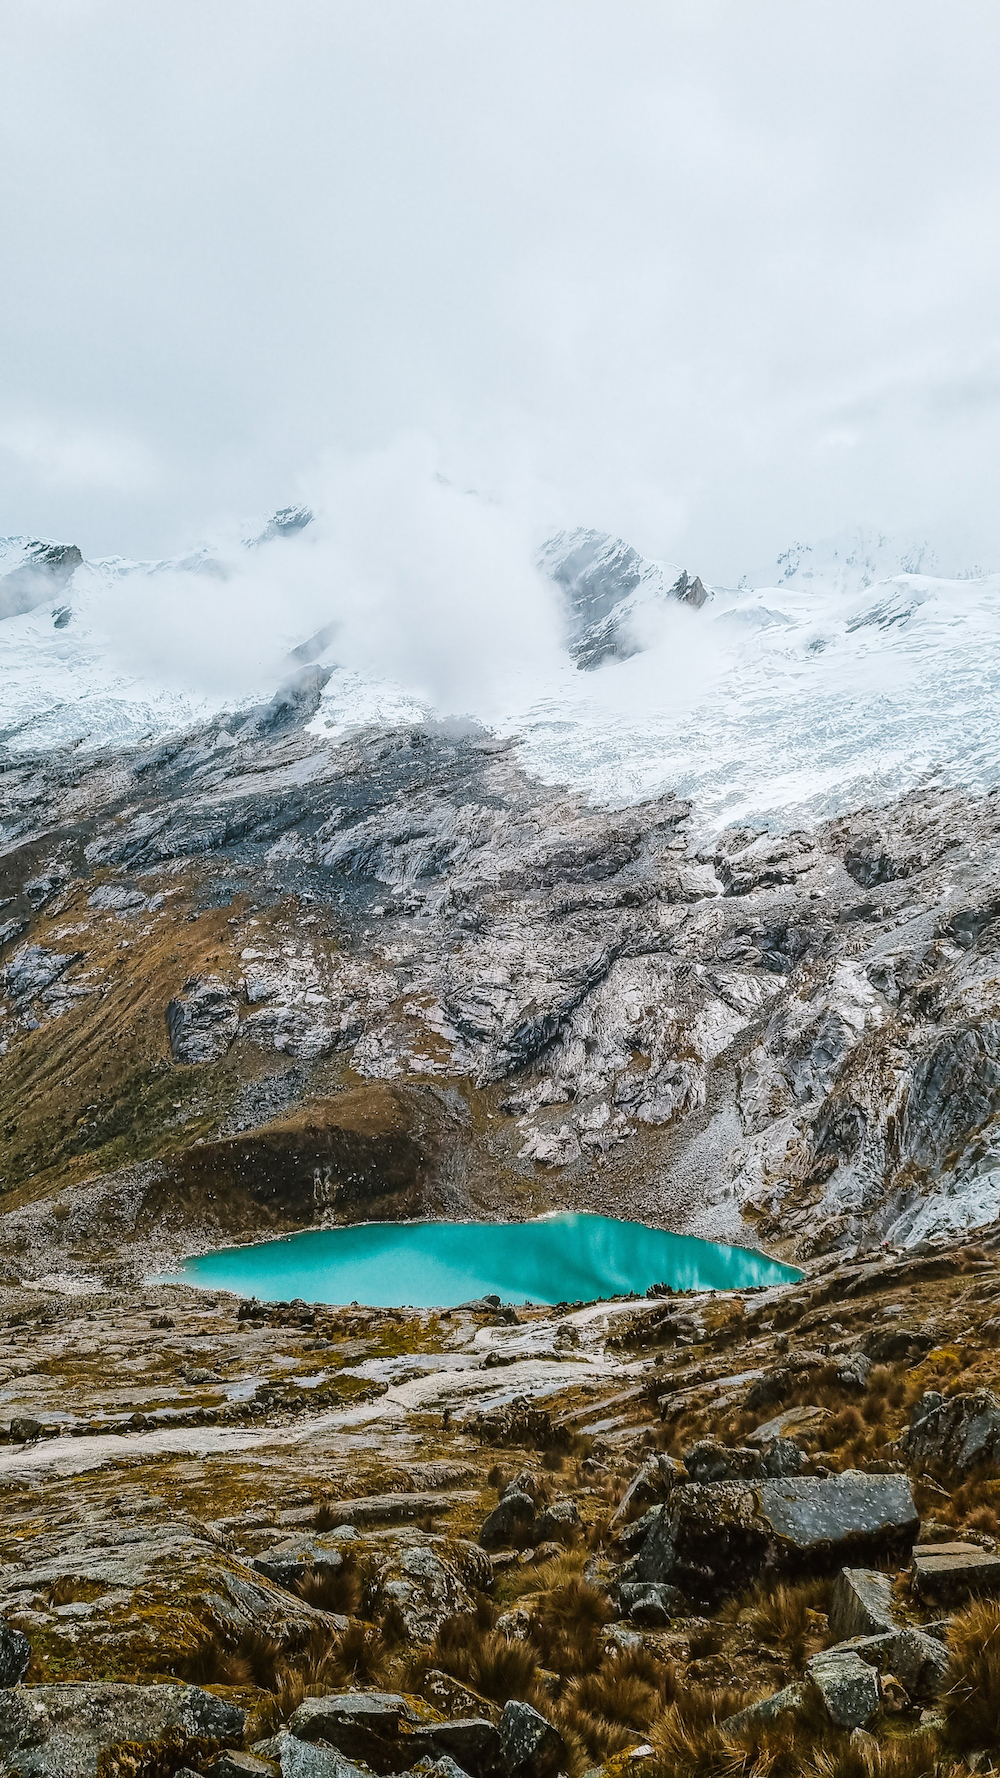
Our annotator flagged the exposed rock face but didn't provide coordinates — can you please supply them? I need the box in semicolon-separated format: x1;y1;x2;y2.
901;1389;1000;1480
828;1567;897;1640
910;1540;1000;1603
627;1472;918;1608
479;1488;536;1551
167;974;241;1063
0;1682;243;1778
0;1618;30;1685
0;538;83;621
5;691;1000;1256
498;1701;564;1778
806;1648;881;1729
539;530;707;670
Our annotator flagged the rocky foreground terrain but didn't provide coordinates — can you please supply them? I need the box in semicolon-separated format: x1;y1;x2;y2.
2;695;1000;1269
0;1231;998;1772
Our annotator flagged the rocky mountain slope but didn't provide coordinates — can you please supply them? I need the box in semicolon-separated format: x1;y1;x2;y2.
2;693;1000;1275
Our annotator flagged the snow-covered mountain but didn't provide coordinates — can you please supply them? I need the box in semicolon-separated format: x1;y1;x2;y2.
2;511;1000;835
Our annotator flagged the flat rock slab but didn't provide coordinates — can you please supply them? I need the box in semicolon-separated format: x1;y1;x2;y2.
911;1541;1000;1603
253;1535;348;1587
757;1472;917;1550
745;1406;829;1447
628;1470;917;1608
286;1491;478;1528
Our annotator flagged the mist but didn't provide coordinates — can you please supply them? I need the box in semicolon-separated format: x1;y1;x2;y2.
3;1;1000;586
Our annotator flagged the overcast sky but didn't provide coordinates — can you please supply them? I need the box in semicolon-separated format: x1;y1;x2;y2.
2;1;1000;579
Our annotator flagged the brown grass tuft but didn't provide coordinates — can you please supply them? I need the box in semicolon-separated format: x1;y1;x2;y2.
294;1554;363;1615
529;1577;613;1676
181;1624;282;1690
741;1576;833;1667
419;1609;543;1706
943;1595;1000;1752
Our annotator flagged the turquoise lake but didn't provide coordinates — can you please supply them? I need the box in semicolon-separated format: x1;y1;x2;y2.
166;1212;800;1307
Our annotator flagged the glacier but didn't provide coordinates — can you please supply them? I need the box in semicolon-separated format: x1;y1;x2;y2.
1;518;999;836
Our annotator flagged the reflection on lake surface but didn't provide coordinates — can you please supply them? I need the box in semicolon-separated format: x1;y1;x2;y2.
165;1212;801;1307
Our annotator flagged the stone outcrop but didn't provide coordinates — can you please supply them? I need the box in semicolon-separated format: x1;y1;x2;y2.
806;1648;881;1729
479;1488;536;1551
167;974;241;1064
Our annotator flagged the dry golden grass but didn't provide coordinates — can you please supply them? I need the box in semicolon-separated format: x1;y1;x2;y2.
181;1624;282;1690
506;1548;590;1599
943;1595;1000;1752
294;1555;363;1616
528;1576;613;1676
737;1576;833;1668
415;1609;543;1707
803;1734;940;1777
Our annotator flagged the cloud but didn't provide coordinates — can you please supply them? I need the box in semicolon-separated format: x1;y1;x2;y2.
97;437;568;710
0;417;157;494
1;1;999;579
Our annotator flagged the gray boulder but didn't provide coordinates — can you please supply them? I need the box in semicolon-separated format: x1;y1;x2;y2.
610;1454;686;1526
682;1440;763;1483
0;1683;243;1778
863;1327;933;1364
373;1544;473;1642
253;1536;348;1589
275;1734;366;1778
288;1693;439;1772
722;1684;807;1736
836;1353;872;1393
618;1580;688;1626
425;1760;474;1778
9;1417;42;1445
534;1497;580;1544
760;1438;807;1478
806;1648;881;1729
829;1568;898;1641
0;1619;30;1686
498;1701;565;1778
627;1471;918;1609
431;1718;502;1772
901;1389;1000;1480
479;1489;537;1551
892;1627;950;1700
167;974;240;1063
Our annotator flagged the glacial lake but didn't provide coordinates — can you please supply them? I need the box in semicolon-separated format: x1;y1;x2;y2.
165;1212;800;1307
